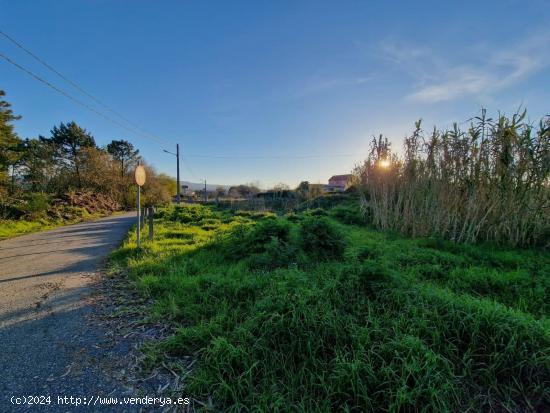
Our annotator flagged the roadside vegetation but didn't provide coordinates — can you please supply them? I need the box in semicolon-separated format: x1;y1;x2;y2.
355;110;549;247
0;89;174;238
110;201;549;412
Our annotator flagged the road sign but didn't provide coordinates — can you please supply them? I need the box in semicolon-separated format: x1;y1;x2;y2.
134;165;146;248
134;165;146;186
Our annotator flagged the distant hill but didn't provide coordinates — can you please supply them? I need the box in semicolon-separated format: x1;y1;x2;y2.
180;181;230;191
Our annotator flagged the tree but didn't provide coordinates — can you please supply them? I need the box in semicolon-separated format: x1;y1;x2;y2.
106;139;140;178
19;138;55;192
228;184;260;199
156;173;177;197
46;122;96;189
140;165;172;207
273;182;290;196
79;147;119;196
0;90;22;193
296;181;310;199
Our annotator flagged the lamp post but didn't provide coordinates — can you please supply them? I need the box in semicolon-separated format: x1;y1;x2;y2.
163;144;180;204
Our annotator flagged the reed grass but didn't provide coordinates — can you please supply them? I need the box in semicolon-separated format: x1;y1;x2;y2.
354;110;550;247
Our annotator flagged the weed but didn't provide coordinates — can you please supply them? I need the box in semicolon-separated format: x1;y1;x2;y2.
299;216;347;260
109;203;550;412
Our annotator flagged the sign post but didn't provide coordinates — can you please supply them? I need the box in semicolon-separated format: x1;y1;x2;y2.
148;206;154;240
134;165;146;248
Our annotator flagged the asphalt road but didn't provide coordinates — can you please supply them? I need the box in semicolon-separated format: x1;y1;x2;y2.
0;213;139;412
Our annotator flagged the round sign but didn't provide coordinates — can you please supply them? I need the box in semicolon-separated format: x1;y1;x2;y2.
134;165;146;186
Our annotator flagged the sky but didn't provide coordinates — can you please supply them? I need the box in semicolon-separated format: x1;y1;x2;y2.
1;0;549;188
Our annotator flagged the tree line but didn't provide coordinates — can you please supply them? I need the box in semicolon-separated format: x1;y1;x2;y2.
0;89;175;218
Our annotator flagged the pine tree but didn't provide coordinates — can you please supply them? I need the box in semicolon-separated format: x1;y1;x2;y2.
46;122;96;189
0;90;22;192
106;139;140;178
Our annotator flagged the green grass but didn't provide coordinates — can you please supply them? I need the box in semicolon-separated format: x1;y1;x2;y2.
0;219;58;239
0;208;111;240
109;203;550;412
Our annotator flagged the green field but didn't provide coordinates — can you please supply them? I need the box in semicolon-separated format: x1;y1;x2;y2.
110;202;550;412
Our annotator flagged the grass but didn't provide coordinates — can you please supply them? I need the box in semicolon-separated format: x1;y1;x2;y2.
109;202;550;412
0;219;58;239
0;208;113;240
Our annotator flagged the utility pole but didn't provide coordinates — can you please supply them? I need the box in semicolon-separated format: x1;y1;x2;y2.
163;144;181;204
176;143;180;204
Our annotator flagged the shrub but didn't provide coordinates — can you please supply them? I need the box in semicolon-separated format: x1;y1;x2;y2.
304;208;327;217
299;216;346;260
0;199;25;219
296;194;353;211
284;212;302;223
22;193;51;219
224;217;292;261
329;204;364;225
246;237;298;270
246;218;291;249
165;204;216;224
235;210;276;220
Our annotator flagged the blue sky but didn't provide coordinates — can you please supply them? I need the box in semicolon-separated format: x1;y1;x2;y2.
1;0;549;188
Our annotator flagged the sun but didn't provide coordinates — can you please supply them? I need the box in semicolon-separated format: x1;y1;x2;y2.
379;159;391;168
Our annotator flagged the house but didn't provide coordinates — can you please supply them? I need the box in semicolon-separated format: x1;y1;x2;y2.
327;174;353;191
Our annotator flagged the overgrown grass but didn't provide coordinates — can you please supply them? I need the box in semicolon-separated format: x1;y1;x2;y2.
0;219;58;239
110;202;550;412
0;208;108;240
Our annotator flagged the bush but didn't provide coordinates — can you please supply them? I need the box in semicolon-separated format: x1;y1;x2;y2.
0;199;25;219
296;194;353;211
225;217;292;261
246;218;292;249
329;204;364;225
284;212;302;223
22;193;51;219
246;237;298;270
299;216;346;260
304;208;328;217
166;204;215;224
235;210;276;220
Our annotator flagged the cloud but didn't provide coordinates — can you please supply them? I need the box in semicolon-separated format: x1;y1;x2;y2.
294;75;374;99
381;30;550;103
409;54;541;103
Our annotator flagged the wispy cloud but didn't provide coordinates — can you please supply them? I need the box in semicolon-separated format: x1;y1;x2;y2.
380;30;550;103
294;74;374;99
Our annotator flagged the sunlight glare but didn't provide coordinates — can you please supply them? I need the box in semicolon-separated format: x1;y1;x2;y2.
379;159;390;168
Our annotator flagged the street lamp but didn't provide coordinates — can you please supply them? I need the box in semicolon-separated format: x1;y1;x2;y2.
163;144;180;204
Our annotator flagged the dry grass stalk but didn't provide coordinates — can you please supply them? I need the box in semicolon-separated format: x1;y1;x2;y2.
354;110;550;247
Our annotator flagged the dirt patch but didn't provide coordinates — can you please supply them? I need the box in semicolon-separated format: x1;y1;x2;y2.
89;270;197;412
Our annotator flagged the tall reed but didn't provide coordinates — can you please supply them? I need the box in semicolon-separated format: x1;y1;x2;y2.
354;110;550;247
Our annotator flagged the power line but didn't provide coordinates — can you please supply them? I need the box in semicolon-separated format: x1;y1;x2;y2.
0;30;377;164
184;153;357;159
180;155;201;180
0;28;171;146
0;50;169;146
